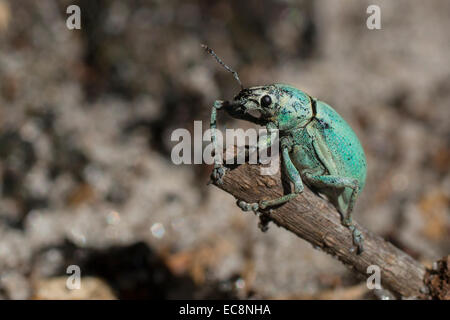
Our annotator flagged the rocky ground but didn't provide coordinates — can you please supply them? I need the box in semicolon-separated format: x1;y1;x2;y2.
0;0;448;299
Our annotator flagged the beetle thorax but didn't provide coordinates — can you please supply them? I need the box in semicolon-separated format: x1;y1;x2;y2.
275;94;314;131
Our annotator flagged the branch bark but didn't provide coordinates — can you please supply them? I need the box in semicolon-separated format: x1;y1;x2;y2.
212;159;428;298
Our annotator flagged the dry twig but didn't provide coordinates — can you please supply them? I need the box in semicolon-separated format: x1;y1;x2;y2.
212;157;429;298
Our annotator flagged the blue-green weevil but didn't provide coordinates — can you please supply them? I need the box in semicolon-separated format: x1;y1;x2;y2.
203;45;367;254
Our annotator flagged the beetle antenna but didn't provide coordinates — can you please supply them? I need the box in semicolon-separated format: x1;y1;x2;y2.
201;44;244;90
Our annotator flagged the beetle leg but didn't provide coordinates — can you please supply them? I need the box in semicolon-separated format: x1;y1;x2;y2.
238;144;304;213
210;100;227;184
259;146;304;208
303;174;360;217
261;149;304;207
303;173;363;253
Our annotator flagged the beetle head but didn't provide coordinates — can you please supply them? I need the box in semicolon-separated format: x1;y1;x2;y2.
229;84;315;130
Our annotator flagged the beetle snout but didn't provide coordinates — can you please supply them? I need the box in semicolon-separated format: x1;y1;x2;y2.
230;98;262;118
222;99;267;125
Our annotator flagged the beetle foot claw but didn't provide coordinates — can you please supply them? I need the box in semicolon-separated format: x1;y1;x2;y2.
213;100;225;110
237;200;259;212
342;217;352;227
211;165;227;184
237;200;269;212
238;201;272;232
348;225;364;254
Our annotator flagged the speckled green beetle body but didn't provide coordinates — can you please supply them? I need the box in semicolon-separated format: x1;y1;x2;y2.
203;45;367;253
210;84;367;253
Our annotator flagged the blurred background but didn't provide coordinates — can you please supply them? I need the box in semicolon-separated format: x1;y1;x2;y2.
0;0;448;299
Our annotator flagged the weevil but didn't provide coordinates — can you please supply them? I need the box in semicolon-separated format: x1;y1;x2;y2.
203;45;367;254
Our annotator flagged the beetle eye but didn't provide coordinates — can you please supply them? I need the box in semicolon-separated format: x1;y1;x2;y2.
261;95;272;108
